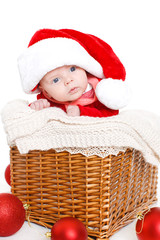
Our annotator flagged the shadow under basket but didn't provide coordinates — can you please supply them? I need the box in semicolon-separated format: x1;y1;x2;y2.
10;147;158;240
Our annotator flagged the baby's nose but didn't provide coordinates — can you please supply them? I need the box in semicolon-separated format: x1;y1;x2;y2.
65;78;73;85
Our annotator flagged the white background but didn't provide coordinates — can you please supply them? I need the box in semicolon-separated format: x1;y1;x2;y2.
0;0;160;239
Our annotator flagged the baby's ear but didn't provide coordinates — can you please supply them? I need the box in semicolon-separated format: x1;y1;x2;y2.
40;87;52;99
38;84;43;92
39;85;49;96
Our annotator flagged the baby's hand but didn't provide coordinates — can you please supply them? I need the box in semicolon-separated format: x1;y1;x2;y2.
66;105;80;116
29;99;50;110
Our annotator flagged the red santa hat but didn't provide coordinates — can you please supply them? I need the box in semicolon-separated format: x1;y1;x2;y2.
18;28;131;110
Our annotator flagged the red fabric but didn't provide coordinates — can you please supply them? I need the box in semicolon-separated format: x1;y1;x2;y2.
28;28;126;81
78;102;119;117
37;92;119;117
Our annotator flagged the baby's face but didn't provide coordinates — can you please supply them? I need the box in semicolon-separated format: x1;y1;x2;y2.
39;65;88;102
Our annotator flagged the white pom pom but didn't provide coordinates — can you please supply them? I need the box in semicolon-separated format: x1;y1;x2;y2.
95;78;131;110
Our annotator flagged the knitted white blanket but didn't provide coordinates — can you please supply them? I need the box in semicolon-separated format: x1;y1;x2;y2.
1;99;160;166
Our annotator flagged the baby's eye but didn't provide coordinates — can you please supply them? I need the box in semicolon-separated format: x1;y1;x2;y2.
70;66;76;72
52;78;60;83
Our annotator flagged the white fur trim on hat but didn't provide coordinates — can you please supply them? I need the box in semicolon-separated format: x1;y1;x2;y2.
18;37;104;94
95;78;131;110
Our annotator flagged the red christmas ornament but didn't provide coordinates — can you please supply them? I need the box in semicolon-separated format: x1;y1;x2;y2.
0;193;25;236
5;164;11;186
136;207;160;240
51;217;88;240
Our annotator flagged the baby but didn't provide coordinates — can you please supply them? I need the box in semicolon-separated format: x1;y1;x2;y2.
29;65;119;117
18;28;130;117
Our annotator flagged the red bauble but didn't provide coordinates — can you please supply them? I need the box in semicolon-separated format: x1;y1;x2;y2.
0;193;25;236
51;217;88;240
136;207;160;240
5;164;11;186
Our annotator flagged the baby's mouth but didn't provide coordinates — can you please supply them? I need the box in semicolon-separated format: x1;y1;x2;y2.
69;87;79;94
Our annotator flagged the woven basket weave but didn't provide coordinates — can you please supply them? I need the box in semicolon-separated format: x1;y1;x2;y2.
10;146;158;240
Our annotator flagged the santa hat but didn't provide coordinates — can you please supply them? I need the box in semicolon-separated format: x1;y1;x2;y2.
18;28;131;110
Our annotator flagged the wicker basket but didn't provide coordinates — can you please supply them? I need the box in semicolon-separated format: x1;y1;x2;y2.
10;146;158;240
